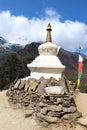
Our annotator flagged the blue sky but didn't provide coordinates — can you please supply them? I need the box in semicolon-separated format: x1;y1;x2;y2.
0;0;87;53
0;0;87;23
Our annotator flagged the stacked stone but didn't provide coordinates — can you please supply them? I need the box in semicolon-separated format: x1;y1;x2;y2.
31;93;81;126
6;89;30;107
6;76;70;106
6;77;81;127
6;78;39;107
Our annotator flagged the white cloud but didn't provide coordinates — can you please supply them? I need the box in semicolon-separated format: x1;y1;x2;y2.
45;8;61;19
0;9;87;52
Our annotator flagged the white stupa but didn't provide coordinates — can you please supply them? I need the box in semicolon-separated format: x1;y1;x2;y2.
27;23;65;80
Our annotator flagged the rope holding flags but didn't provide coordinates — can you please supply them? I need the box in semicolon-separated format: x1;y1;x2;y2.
77;44;83;88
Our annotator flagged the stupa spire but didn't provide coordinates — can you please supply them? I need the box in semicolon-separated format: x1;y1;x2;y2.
46;23;52;43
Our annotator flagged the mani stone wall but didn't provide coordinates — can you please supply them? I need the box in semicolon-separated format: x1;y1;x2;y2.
6;77;81;127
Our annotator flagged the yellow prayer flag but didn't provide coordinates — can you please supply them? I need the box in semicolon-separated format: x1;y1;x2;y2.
77;80;80;88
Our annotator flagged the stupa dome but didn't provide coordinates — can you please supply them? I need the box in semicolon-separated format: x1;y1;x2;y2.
38;42;60;56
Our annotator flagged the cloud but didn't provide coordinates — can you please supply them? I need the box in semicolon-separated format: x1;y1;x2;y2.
45;8;61;19
0;9;87;52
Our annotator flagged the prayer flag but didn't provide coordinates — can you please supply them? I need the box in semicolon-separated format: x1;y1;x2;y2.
77;54;83;87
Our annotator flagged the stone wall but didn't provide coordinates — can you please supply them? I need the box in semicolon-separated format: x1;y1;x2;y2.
6;76;81;127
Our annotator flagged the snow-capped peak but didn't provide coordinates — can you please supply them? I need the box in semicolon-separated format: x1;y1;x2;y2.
0;36;23;52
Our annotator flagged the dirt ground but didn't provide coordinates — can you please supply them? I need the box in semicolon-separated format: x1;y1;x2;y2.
75;92;87;118
0;90;87;130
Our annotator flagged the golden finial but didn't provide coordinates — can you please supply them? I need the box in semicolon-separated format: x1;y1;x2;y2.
46;23;52;43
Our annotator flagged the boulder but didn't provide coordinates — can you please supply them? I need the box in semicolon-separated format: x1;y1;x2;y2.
45;86;65;95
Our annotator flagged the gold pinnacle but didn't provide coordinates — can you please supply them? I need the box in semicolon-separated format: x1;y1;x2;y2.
46;23;52;43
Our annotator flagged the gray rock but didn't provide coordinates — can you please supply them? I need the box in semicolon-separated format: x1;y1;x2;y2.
47;104;62;112
37;113;58;123
35;105;41;113
73;112;82;118
62;100;70;107
36;80;47;94
14;79;21;89
18;80;25;90
24;80;30;91
63;106;77;113
46;77;59;86
57;98;63;104
38;77;46;83
40;107;48;115
62;113;79;120
40;121;49;127
50;97;54;101
62;107;68;113
6;90;10;96
59;77;69;93
68;106;77;113
47;111;61;118
62;114;69;120
38;102;47;107
24;110;33;118
29;78;38;91
43;115;58;123
78;118;87;127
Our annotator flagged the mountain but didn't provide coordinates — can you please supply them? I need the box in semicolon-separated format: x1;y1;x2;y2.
0;41;41;90
0;36;23;66
0;41;87;92
0;36;23;52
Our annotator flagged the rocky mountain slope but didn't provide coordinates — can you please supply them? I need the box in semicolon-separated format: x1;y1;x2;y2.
0;39;87;92
0;36;23;64
0;36;23;51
